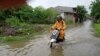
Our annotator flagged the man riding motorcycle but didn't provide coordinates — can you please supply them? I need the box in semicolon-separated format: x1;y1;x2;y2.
51;16;67;42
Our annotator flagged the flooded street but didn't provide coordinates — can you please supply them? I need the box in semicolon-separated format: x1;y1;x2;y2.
0;20;100;56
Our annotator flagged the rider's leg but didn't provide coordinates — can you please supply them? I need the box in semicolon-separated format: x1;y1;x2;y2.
59;30;65;39
59;30;65;42
56;30;65;43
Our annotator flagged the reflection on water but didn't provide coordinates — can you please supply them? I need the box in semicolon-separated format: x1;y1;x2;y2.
49;45;64;56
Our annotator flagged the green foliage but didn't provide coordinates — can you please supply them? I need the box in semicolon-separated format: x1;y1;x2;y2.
44;8;59;23
0;5;59;25
2;35;30;43
3;36;18;42
32;6;46;23
90;0;100;16
93;23;100;37
76;5;87;18
31;6;59;24
0;9;5;21
6;17;21;27
90;0;100;22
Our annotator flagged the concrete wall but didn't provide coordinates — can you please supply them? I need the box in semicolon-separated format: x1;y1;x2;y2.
64;13;74;22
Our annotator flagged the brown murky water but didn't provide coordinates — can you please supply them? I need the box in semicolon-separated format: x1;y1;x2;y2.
0;20;100;56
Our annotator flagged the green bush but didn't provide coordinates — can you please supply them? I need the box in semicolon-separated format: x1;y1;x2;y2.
0;5;59;24
31;6;59;24
6;17;21;27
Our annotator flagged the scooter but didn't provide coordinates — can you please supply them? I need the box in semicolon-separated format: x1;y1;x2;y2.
50;29;59;48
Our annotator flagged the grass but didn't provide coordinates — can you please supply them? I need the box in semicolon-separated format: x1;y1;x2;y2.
0;24;50;48
93;23;100;37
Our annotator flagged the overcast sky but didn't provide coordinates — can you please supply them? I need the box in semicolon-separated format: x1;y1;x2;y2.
27;0;94;13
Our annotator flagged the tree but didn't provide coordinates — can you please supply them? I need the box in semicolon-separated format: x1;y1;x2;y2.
0;4;59;26
90;0;100;23
44;8;59;23
31;6;59;24
76;5;87;23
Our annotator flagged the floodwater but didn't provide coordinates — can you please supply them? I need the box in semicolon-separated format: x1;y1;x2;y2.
0;20;100;56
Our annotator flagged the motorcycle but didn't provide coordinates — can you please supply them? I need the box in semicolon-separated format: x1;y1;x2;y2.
50;29;59;48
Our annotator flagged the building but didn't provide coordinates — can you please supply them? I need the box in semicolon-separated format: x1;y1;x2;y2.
51;6;77;23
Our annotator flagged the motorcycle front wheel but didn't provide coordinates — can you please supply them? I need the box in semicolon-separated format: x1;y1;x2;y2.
50;42;53;48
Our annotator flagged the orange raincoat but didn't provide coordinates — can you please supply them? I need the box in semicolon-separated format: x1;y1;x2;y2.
51;20;66;39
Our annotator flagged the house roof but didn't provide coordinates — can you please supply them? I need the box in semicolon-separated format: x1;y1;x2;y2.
51;6;76;13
